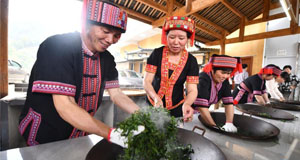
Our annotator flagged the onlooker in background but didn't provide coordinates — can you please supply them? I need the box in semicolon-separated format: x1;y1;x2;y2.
234;64;249;90
233;64;281;105
266;72;289;101
279;65;299;100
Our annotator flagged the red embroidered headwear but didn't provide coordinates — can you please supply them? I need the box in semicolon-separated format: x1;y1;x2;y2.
259;64;282;76
82;0;128;33
203;54;243;77
161;16;195;46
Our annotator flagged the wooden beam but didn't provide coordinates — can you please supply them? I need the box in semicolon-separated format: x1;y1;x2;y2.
262;0;270;20
290;0;298;24
135;0;168;13
205;26;300;46
119;6;155;24
219;32;226;55
221;0;248;21
196;23;222;39
247;12;286;25
192;14;230;34
0;0;8;98
166;0;174;16
186;0;193;13
171;0;230;35
152;0;221;27
270;1;281;10
290;0;299;33
239;17;245;42
195;35;210;43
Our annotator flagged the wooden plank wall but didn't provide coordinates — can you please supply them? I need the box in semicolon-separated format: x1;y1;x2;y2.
0;0;9;98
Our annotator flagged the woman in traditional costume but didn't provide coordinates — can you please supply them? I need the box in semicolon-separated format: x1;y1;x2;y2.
193;54;242;132
144;16;199;122
233;64;281;105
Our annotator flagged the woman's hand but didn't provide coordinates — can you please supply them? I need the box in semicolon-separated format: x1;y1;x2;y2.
182;104;194;122
154;96;164;108
280;97;285;102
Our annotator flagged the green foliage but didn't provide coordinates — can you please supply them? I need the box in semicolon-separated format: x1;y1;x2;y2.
258;112;272;118
117;106;193;160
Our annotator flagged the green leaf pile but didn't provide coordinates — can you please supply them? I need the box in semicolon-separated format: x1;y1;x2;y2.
118;106;194;160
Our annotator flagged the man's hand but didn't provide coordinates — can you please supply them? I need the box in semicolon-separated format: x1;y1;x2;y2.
182;104;194;122
221;122;237;133
108;125;145;148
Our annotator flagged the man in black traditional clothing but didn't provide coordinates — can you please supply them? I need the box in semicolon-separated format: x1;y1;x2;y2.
19;0;144;147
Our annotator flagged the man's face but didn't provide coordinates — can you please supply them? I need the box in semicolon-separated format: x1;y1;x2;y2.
87;25;121;52
284;68;291;74
212;70;231;84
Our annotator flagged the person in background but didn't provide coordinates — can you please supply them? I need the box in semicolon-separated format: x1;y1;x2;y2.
18;0;144;147
266;71;289;101
279;65;299;100
144;16;199;122
233;64;281;105
234;64;249;90
193;54;242;133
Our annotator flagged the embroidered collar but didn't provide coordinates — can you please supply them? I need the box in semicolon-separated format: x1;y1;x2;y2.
258;74;263;79
156;46;189;110
208;72;223;104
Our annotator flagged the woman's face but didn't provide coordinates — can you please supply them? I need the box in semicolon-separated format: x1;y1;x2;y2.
264;75;275;81
167;30;188;54
86;25;121;53
212;70;231;83
276;76;285;83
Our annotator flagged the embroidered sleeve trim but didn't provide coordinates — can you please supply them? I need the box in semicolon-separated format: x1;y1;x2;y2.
194;98;209;107
145;64;157;73
18;108;41;146
32;81;76;96
222;96;233;104
186;76;199;84
105;80;120;89
253;90;262;95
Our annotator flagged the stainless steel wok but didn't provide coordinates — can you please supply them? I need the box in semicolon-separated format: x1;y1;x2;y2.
236;103;295;120
198;112;280;140
85;128;227;160
270;99;300;111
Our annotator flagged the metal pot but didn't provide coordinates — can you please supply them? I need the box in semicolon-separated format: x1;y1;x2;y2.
236;103;295;120
198;112;280;140
85;128;227;160
270;99;300;111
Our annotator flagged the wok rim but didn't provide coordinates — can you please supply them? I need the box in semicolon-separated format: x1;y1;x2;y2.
198;112;280;140
236;104;295;120
270;101;300;111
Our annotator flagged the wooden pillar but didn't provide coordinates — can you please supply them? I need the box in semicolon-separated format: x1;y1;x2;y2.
262;0;270;20
186;0;192;13
166;0;174;17
219;32;226;55
239;17;245;42
290;0;299;33
0;0;9;98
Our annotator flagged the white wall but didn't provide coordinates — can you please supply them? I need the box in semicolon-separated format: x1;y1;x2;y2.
264;10;300;76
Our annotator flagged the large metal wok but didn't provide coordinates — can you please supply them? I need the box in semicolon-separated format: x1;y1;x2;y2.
236;103;295;120
198;112;280;140
270;99;300;111
85;128;227;160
